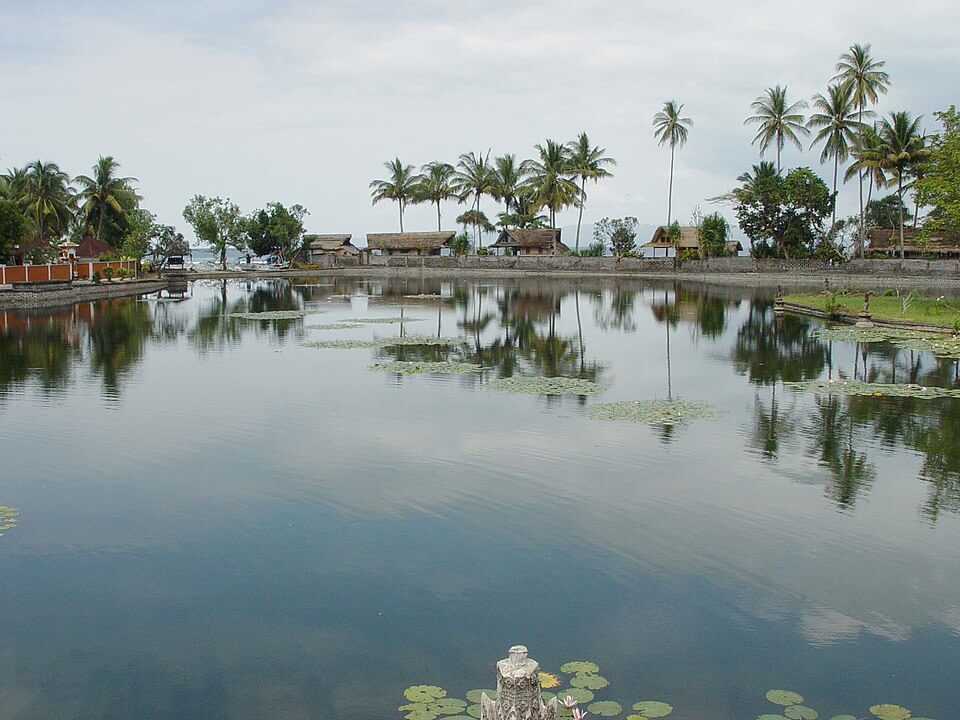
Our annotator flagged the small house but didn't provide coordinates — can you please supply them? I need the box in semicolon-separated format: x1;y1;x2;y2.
305;234;360;261
642;226;743;257
489;228;569;256
58;240;79;262
867;227;960;258
76;235;113;261
365;232;456;256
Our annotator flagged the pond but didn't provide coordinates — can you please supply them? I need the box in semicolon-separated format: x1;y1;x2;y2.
0;275;958;720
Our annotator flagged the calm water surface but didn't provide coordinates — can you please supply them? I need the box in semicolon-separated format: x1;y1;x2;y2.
1;275;959;720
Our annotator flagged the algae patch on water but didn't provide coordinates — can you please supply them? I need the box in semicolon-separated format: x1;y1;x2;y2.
585;399;720;425
814;326;960;358
785;379;960;399
306;322;365;330
229;309;323;320
490;377;604;396
304;335;461;349
0;505;20;536
348;316;426;324
370;361;483;374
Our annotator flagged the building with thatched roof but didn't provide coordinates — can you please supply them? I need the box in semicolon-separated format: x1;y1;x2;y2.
77;235;113;260
489;228;569;256
867;226;960;258
642;226;742;257
366;232;456;256
305;234;359;260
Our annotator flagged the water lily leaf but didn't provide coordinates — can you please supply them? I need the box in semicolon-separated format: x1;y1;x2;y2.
785;706;818;720
631;702;673;718
570;673;608;690
348;317;426;324
784;379;960;399
466;705;482;718
766;691;804;706
304;336;460;350
586;399;720;425
0;505;20;536
560;661;601;675
230;309;322;320
434;699;467;713
626;715;649;720
869;705;911;720
403;708;439;720
757;716;788;720
404;686;448;703
587;701;622;717
557;688;594;704
466;691;497;704
491;377;605;396
827;716;858;720
814;326;960;359
306;322;365;330
370;361;483;375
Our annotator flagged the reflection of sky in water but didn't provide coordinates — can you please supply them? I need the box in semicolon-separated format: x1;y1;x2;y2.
0;276;958;720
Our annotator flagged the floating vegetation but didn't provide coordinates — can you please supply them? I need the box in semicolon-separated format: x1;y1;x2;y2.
465;691;496;704
556;688;594;704
229;309;322;320
490;377;604;396
571;674;609;690
392;336;460;347
587;701;622;717
0;505;20;536
784;379;960;400
814;326;960;359
560;662;600;674
767;691;805;707
292;283;334;287
349;316;426;324
404;294;445;299
538;673;561;689
304;336;460;350
326;293;364;299
370;361;483;375
785;706;818;720
585;399;720;425
399;686;467;720
870;706;912;720
306;322;365;330
630;701;673;718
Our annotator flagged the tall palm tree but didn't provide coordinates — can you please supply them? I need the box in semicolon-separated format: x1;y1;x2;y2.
652;101;692;240
74;156;139;243
453;151;495;247
745;85;809;173
369;158;419;232
521;140;578;229
845;123;888;253
491;154;523;215
567;132;616;253
807;82;865;232
416;161;457;231
833;43;891;257
878;111;930;258
23;160;74;244
0;166;30;205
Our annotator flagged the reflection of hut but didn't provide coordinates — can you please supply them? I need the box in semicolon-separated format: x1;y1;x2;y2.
643;226;743;257
490;228;569;256
305;234;360;260
77;235;112;260
867;227;960;258
366;232;456;256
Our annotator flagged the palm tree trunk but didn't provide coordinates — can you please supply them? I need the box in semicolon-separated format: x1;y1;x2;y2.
97;205;106;243
575;176;586;254
898;175;905;259
399;201;404;233
831;154;839;236
667;144;675;230
436;201;442;232
857;104;866;258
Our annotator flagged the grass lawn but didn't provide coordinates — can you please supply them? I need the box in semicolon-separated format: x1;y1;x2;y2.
784;291;960;329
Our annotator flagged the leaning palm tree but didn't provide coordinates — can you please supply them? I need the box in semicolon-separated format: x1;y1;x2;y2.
845;123;888;254
491;154;523;216
807;82;865;232
877;111;930;258
23;160;74;244
369;158;419;232
652;101;692;239
521;140;578;230
416;161;457;231
567;132;616;253
74;156;139;243
833;43;891;257
453;151;495;247
745;85;809;173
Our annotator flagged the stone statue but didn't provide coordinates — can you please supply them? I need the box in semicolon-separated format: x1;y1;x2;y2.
481;646;557;720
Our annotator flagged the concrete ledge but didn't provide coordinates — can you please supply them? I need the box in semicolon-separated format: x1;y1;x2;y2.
0;278;166;308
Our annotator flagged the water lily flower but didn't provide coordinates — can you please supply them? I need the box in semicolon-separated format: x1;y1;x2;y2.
572;708;589;720
561;696;579;709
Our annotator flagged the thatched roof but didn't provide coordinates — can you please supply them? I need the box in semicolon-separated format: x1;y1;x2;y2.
366;232;456;251
306;234;357;252
77;235;112;259
867;226;960;256
490;228;567;251
643;226;699;249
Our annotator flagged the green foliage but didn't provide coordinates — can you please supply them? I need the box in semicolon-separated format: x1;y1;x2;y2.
371;158;419;232
630;701;673;718
182;195;245;269
101;265;115;281
560;662;600;674
916;106;960;235
150;224;189;268
745;85;809;171
245;202;308;258
587;701;621;717
866;194;912;228
0;198;29;259
578;241;605;257
698;212;730;257
120;208;156;260
593;217;638;258
449;232;472;257
868;705;911;720
456;209;495;234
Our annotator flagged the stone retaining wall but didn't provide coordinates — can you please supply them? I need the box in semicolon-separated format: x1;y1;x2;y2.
0;279;166;309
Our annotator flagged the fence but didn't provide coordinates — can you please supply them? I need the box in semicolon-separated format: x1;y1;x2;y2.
0;260;138;285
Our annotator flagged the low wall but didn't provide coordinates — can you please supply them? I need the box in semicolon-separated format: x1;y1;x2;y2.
0;278;164;309
0;260;138;285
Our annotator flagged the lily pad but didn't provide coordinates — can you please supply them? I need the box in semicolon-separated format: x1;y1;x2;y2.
466;691;497;704
230;309;322;320
491;377;605;396
587;701;622;717
404;294;445;298
785;707;818;720
757;716;789;720
404;686;448;703
869;706;911;720
626;715;648;720
766;691;804;707
306;322;365;330
466;705;481;718
586;399;720;425
304;336;460;350
814;326;960;359
571;674;609;690
784;379;960;399
631;702;673;718
349;316;426;324
557;688;595;704
370;361;483;375
560;662;600;675
827;716;858;720
0;505;19;536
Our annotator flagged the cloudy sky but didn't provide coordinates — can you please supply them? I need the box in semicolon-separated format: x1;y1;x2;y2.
2;0;956;245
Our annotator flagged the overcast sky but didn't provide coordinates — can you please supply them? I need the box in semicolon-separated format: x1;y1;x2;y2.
2;0;957;245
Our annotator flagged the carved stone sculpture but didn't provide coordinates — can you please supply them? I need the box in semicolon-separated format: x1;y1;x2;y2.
481;646;557;720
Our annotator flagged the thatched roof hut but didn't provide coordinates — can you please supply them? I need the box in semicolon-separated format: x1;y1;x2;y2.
366;232;456;255
490;228;569;255
305;234;359;257
77;235;112;260
867;226;960;257
642;226;742;257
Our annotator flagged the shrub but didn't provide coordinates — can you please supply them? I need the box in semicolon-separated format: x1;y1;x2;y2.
92;270;101;284
102;266;115;281
579;241;605;257
678;248;699;262
449;233;471;257
476;246;489;256
699;213;730;258
823;291;845;319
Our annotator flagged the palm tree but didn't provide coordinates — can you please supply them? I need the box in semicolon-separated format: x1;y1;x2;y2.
491;154;523;215
845;123;888;253
453;151;495;247
416;161;457;231
833;43;891;257
23;160;74;244
807;82;865;232
745;85;809;173
877;111;930;258
0;166;30;204
652;101;692;240
369;158;419;232
521;140;578;229
567;132;616;254
74;156;139;244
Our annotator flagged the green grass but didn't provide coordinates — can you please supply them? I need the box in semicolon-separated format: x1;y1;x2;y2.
784;291;960;329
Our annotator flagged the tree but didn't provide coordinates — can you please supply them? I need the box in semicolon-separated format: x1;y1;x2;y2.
567;132;616;254
699;212;731;257
182;195;245;269
456;208;494;242
653;101;692;238
521;140;578;229
0;199;29;260
120;208;157;260
866;194;912;228
415;161;457;231
845;122;888;253
491;154;523;216
449;232;471;257
745;85;809;173
807;82;864;232
878;111;930;258
453;151;495;247
915;106;960;236
23;160;74;244
497;191;548;229
245;202;308;258
593;217;638;259
151;224;189;269
74;156;139;245
833;43;891;257
369;158;418;232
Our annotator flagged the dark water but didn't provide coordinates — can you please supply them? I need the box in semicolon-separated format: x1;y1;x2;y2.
1;275;958;720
